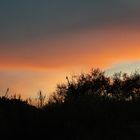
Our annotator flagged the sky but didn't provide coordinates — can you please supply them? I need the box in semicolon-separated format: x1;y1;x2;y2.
0;0;140;98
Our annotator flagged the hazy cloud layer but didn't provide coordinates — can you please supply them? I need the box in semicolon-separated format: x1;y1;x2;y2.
0;0;140;41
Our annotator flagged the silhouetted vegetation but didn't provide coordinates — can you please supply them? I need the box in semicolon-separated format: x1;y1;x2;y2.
1;69;140;139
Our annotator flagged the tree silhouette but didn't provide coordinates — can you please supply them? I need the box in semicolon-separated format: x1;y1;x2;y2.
1;68;140;139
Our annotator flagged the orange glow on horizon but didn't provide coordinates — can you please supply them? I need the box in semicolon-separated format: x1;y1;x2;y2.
0;24;140;70
1;24;140;98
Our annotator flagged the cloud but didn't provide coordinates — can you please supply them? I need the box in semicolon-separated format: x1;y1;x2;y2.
0;23;140;70
0;0;140;41
106;61;140;75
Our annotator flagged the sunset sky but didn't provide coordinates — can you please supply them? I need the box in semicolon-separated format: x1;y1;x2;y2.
1;0;140;98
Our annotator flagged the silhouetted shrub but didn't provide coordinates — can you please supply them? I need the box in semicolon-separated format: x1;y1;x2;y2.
1;68;140;139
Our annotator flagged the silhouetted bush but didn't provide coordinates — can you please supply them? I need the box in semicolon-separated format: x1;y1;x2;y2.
1;69;140;139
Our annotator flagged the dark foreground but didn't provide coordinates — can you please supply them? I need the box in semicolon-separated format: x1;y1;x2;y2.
1;69;140;139
0;97;140;140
